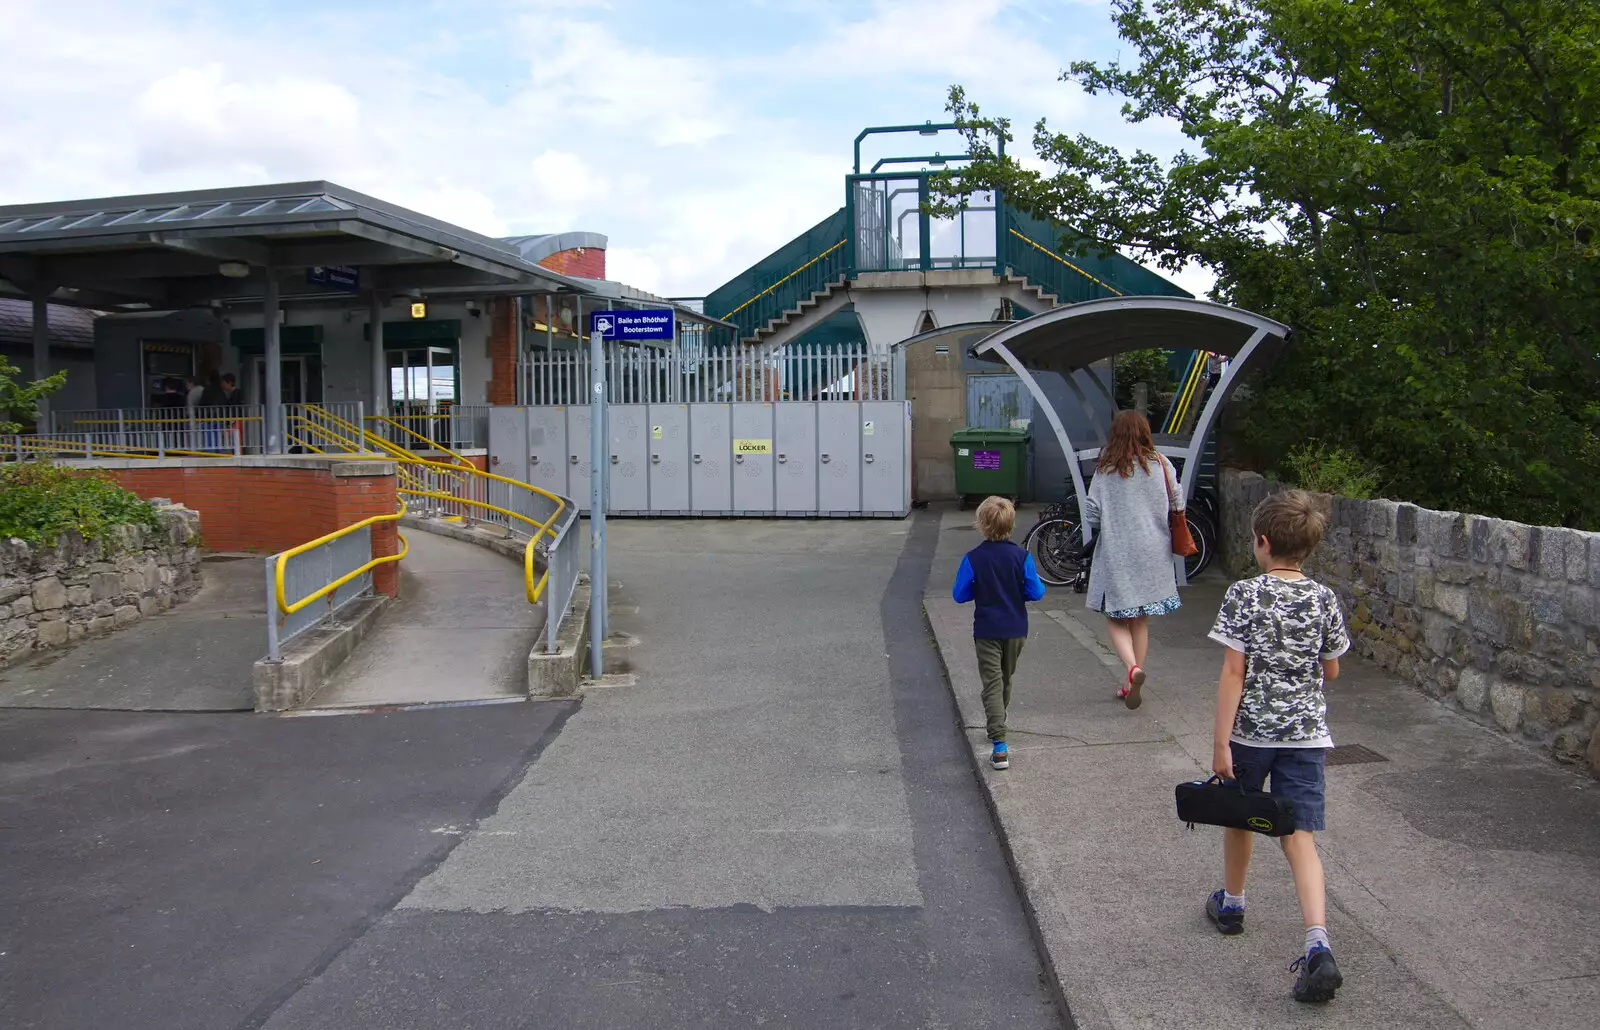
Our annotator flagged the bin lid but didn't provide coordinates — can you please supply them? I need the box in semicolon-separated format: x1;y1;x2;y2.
950;426;1031;444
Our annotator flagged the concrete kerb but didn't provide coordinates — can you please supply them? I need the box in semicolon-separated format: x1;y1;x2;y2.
398;515;590;698
252;594;391;712
921;597;1088;1030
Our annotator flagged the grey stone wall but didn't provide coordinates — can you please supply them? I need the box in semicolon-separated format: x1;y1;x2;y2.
0;506;202;667
1218;470;1600;775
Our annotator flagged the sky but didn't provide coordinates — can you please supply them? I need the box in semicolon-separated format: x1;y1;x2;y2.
0;0;1212;299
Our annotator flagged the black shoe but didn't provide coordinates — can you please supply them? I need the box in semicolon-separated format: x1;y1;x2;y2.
990;742;1009;770
1291;948;1343;1003
1205;889;1244;935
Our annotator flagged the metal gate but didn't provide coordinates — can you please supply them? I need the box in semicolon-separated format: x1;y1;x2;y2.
489;399;910;517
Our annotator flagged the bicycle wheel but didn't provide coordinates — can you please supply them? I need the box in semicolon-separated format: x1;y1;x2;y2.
1184;508;1216;580
1026;517;1089;587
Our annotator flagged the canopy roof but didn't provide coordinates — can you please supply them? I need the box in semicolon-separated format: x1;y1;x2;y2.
0;181;589;312
970;296;1290;375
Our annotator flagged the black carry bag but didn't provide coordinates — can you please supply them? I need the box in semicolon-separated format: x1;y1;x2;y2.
1175;776;1298;837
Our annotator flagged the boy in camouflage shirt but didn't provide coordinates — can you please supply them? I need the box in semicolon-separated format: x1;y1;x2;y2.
1204;490;1351;1003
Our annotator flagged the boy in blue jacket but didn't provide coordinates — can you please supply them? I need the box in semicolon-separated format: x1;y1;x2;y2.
953;496;1047;769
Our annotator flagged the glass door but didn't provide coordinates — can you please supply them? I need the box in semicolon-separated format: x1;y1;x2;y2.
386;346;458;448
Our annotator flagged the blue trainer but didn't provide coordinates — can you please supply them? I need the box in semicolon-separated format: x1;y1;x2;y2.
990;742;1009;770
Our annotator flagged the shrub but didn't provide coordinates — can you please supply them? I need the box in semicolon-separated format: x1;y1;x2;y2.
0;461;162;547
1280;443;1384;501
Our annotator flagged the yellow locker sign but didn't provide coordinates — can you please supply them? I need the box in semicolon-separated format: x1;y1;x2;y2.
734;438;772;455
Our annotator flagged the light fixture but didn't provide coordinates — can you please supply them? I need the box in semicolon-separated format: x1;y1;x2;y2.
918;121;939;136
218;261;250;279
411;302;427;319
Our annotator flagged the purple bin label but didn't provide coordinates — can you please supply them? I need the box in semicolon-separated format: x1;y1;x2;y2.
973;449;1002;470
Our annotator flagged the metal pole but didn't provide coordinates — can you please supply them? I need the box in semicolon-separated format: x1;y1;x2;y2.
589;308;607;678
370;293;386;428
31;287;50;428
263;273;283;453
515;296;527;406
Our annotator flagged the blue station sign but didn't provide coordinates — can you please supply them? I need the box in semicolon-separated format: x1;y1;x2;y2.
590;308;674;341
307;265;360;293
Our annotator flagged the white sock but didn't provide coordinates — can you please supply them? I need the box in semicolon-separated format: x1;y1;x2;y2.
1223;891;1245;910
1306;925;1331;954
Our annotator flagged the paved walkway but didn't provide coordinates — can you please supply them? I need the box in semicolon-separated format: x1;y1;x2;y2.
254;518;1061;1029
310;530;542;708
0;556;263;710
925;506;1600;1030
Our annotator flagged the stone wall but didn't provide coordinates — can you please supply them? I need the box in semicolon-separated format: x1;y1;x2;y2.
1217;470;1600;774
0;506;202;667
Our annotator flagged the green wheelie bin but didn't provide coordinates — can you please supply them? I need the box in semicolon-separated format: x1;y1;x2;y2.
950;426;1030;509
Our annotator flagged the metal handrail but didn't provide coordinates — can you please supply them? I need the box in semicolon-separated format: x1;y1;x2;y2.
1005;229;1125;297
721;238;848;320
275;502;410;616
365;414;475;468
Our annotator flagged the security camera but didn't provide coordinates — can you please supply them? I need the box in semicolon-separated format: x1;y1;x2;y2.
466;300;482;317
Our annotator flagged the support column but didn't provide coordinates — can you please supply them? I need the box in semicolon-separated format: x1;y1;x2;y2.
263;272;283;454
31;288;50;429
588;305;607;678
369;292;386;421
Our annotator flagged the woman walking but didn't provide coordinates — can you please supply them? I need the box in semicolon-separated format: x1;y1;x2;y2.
1083;410;1184;709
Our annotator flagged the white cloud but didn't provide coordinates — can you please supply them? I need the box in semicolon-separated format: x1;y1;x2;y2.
0;0;1197;300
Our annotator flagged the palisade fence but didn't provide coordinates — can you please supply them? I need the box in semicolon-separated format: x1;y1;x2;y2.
523;340;900;406
13;403;493;458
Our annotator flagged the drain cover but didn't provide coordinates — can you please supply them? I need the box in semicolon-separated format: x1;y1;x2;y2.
1326;744;1389;767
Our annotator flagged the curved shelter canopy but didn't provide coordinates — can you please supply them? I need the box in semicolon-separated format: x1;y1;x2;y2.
968;296;1291;546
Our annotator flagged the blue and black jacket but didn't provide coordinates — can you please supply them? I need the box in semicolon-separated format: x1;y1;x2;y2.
952;540;1047;639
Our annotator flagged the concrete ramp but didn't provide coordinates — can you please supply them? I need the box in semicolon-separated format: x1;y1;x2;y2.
306;532;542;709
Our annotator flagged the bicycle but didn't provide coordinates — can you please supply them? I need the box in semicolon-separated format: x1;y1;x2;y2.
1022;476;1219;590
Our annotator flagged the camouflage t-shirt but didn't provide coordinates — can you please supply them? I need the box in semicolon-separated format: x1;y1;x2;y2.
1208;575;1350;747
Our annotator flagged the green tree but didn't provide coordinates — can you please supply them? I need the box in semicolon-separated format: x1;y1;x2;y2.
0;355;66;434
936;0;1600;528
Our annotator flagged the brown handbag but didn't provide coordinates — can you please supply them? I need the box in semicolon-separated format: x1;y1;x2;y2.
1164;457;1198;557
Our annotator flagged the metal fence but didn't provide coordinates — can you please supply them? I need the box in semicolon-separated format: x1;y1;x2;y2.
537;503;582;655
524;341;898;406
366;405;489;452
265;521;386;661
50;405;265;454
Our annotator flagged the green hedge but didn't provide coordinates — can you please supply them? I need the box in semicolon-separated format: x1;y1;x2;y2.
0;462;162;548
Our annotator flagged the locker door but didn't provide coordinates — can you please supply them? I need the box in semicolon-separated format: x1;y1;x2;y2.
647;404;690;512
860;401;908;514
731;403;775;513
489;407;529;486
816;402;861;514
526;406;568;498
566;406;592;513
607;404;650;513
689;403;731;513
774;404;818;514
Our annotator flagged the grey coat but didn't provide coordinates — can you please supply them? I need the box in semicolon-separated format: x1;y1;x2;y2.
1083;454;1182;614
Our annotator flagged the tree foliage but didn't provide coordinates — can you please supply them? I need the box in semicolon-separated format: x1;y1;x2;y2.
936;0;1600;528
0;355;65;435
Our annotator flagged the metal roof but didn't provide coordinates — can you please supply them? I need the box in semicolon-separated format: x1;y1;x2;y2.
970;296;1290;375
0;181;591;312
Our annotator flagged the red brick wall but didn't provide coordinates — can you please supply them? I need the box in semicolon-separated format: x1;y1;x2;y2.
487;298;518;406
539;247;605;279
106;463;401;597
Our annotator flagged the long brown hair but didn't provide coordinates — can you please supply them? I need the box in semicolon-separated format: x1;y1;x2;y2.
1097;409;1159;478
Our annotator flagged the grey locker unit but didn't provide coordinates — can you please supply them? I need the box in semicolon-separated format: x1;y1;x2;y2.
860;401;910;515
526;405;569;499
816;402;861;515
774;403;818;515
488;407;529;487
731;403;775;513
647;404;691;513
689;404;731;513
565;405;593;513
607;404;650;513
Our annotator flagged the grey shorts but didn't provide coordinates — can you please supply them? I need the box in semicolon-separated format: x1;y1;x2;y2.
1231;743;1327;832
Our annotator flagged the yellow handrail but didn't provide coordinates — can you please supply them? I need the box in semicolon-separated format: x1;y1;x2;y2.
365;414;474;468
1166;351;1210;434
1006;229;1125;298
722;239;848;320
275;502;410;615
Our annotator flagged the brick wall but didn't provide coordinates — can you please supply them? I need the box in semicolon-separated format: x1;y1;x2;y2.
539;247;605;279
92;458;402;597
1219;469;1600;775
487;298;518;406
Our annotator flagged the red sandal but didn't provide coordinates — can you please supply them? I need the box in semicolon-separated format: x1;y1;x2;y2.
1121;666;1145;710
